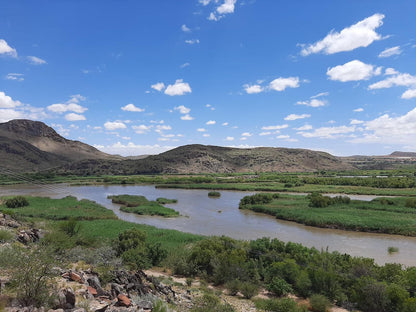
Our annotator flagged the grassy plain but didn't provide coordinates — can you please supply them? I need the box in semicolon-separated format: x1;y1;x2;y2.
239;194;416;236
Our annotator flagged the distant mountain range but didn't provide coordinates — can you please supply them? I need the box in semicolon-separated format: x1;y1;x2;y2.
0;119;414;174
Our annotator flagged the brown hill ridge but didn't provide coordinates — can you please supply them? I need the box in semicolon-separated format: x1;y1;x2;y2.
0;119;117;172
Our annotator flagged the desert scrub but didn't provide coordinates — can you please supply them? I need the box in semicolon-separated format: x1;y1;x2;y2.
208;191;221;198
109;194;179;217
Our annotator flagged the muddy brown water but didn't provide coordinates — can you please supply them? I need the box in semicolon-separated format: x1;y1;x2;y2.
1;184;415;266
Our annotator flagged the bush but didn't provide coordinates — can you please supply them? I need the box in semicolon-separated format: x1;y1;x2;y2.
0;229;14;243
405;198;416;208
225;279;241;296
309;193;331;208
267;277;293;297
190;293;234;312
208;191;221;198
309;294;330;312
239;281;259;299
5;196;29;208
58;218;81;237
239;193;276;207
254;298;306;312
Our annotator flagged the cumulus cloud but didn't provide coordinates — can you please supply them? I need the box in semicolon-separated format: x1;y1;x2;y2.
354;108;364;112
378;46;402;58
350;119;364;125
27;56;47;65
205;0;237;21
269;77;300;91
185;39;200;45
402;89;416;99
5;73;24;81
104;121;127;130
0;39;17;57
180;62;190;68
241;132;252;137
203;133;210;137
295;124;313;131
298;126;356;139
259;132;271;136
121;104;145;112
243;84;263;94
217;0;237;14
132;125;152;134
300;13;385;56
225;136;234;141
206;120;216;125
296;99;326;107
181;114;194;120
165;79;192;96
151;82;165;91
0;91;22;108
197;128;206;132
369;71;416;90
0;109;22;122
174;105;191;114
47;95;87;114
181;24;191;32
222;122;229;126
65;113;86;121
327;60;381;82
95;142;175;156
284;114;311;121
262;124;288;130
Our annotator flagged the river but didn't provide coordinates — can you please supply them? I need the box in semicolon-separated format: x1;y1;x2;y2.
1;184;415;266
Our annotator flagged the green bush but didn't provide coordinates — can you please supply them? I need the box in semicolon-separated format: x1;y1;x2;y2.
239;193;277;207
225;279;241;296
267;277;293;297
308;192;331;208
0;229;14;243
5;196;29;208
309;294;330;312
239;281;259;299
58;218;81;237
405;198;416;208
190;293;234;312
208;191;221;198
254;297;306;312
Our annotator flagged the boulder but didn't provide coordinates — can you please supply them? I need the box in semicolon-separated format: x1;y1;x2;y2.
117;294;131;307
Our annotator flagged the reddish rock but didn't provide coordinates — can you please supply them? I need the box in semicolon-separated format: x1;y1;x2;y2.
70;272;83;283
87;286;98;296
117;294;131;307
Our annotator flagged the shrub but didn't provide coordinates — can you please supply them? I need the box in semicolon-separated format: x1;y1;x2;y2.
117;228;147;255
405;198;416;208
309;294;330;312
58;218;81;237
0;229;14;243
239;281;259;299
208;191;221;198
254;297;306;312
225;279;241;296
267;277;293;297
239;193;275;207
190;293;234;312
5;196;29;208
309;193;331;208
295;270;312;297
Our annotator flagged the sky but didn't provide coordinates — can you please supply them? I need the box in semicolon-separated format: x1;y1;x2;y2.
1;0;416;156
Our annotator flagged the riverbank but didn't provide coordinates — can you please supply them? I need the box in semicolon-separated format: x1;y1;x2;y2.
239;193;416;236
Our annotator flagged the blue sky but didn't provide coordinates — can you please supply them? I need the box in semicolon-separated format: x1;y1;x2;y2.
1;0;415;156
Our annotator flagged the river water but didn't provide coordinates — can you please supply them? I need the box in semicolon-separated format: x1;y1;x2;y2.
1;184;415;266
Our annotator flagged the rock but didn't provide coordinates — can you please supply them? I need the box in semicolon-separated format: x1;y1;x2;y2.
87;275;102;289
88;286;98;296
137;300;153;310
89;300;109;312
72;309;86;312
117;294;131;307
54;287;76;309
69;271;83;283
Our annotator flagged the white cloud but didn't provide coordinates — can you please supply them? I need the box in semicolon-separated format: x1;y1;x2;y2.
353;108;364;112
300;13;385;56
311;92;329;99
402;89;416;100
95;142;175;156
222;122;229;126
132;125;152;134
206;120;216;125
65;113;86;121
296;99;326;107
276;135;290;139
121;103;145;112
225;136;234;141
208;13;218;21
269;77;300;91
185;39;200;45
181;24;191;32
379;46;402;58
203;133;210;137
241;132;252;137
240;137;247;141
0;39;17;57
199;0;211;5
181;114;194;121
284;113;311;121
327;60;381;82
151;82;165;92
385;68;399;76
369;71;416;90
259;132;271;136
217;0;236;14
180;62;190;68
0;109;22;122
5;73;24;81
350;108;416;145
350;119;364;125
104;121;127;130
243;84;263;94
0;91;22;108
48;103;87;114
197;128;206;132
295;124;313;131
165;79;192;96
174;105;191;114
27;56;47;65
299;126;356;139
206;104;215;110
262;124;288;130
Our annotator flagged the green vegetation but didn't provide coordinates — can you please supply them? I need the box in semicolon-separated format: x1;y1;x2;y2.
239;193;416;236
388;246;399;254
5;196;29;208
0;229;14;242
254;297;307;312
108;194;179;217
208;191;221;197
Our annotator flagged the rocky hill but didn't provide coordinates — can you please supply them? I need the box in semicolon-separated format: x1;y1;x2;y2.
57;144;354;175
0;119;117;172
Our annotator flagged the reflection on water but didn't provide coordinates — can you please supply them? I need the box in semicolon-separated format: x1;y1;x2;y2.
1;184;415;266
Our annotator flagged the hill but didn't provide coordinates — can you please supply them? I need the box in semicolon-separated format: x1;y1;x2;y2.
0;119;117;172
57;144;354;175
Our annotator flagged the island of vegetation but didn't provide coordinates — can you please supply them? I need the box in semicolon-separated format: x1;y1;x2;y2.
208;191;221;198
1;195;416;312
108;194;179;217
239;192;416;236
